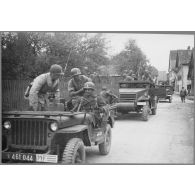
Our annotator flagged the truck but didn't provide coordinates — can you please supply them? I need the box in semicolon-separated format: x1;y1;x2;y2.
155;85;174;103
116;80;158;121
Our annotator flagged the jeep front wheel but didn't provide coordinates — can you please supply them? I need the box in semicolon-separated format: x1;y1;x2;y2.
99;124;112;155
61;138;85;164
142;105;149;121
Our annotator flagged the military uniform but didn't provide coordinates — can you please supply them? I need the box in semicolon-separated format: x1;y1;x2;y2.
80;93;108;127
100;89;118;104
180;88;187;103
67;68;91;110
28;72;61;111
124;75;134;81
68;75;91;97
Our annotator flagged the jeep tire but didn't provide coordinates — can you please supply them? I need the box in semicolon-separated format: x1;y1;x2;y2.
61;138;85;164
142;105;149;121
169;98;172;103
99;124;112;155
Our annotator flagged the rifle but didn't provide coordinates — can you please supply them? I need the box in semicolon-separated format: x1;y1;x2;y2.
64;47;73;74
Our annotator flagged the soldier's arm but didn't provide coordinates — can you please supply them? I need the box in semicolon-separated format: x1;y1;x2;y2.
29;74;47;98
83;75;92;82
68;80;84;96
68;80;76;97
28;74;47;110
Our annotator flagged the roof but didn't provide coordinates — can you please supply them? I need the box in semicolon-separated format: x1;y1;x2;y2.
176;49;192;67
169;49;192;71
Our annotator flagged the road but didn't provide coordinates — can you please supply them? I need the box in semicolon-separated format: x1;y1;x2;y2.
86;94;194;164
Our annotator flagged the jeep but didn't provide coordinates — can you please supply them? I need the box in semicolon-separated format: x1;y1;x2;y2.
116;80;158;121
2;100;114;164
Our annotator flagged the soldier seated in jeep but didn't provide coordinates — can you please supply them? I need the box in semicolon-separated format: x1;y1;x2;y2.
72;82;108;128
100;86;118;105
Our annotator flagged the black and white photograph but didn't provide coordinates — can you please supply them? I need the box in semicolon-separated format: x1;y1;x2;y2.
1;32;194;164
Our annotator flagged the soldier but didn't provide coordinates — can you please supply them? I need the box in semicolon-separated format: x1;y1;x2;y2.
68;68;91;98
28;64;64;111
180;87;187;103
67;68;91;110
100;86;118;104
124;75;134;81
78;82;108;127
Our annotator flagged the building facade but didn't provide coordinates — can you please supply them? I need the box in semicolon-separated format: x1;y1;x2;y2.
187;48;194;95
168;48;192;92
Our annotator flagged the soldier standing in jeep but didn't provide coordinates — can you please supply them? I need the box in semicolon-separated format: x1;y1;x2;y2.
28;64;64;111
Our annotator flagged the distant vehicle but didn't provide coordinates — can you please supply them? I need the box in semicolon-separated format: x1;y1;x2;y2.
116;80;158;121
155;85;174;103
2;99;114;164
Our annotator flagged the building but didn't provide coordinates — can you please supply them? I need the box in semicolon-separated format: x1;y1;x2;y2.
168;50;177;87
168;47;192;92
187;48;194;95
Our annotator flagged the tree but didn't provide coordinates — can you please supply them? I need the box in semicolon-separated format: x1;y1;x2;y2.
111;39;158;80
1;32;110;79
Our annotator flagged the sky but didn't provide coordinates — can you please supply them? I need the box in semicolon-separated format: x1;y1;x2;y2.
99;33;194;72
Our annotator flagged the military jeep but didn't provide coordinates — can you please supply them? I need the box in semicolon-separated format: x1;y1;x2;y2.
155;85;174;103
2;100;114;164
116;80;158;121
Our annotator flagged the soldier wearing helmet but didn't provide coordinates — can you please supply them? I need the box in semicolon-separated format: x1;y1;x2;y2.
100;86;118;104
68;68;91;97
28;64;64;111
78;82;108;127
124;75;134;81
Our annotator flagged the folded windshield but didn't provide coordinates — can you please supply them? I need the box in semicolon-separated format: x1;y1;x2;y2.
119;83;149;88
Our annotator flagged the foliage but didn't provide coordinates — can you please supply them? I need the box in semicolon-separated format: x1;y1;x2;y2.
111;39;158;80
1;32;109;79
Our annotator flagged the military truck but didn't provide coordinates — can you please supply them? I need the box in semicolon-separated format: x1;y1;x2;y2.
116;80;158;121
2;99;114;164
155;85;174;103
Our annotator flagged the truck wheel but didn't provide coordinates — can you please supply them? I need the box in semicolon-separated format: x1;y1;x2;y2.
99;124;112;155
142;105;149;121
61;138;85;164
169;98;172;103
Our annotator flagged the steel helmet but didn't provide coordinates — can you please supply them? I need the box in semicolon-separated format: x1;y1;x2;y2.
50;64;64;75
71;68;81;76
84;82;95;90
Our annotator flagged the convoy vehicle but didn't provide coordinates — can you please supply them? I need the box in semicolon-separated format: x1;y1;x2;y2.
116;80;158;121
155;85;174;103
2;99;114;164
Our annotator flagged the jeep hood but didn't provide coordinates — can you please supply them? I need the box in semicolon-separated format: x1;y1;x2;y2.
3;111;93;129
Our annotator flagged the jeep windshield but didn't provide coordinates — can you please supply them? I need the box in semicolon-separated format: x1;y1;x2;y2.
119;83;150;89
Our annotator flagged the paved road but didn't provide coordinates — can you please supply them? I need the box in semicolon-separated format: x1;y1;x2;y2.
86;94;194;164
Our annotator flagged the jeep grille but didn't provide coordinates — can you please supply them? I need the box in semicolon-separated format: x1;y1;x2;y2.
10;119;48;149
119;93;136;102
